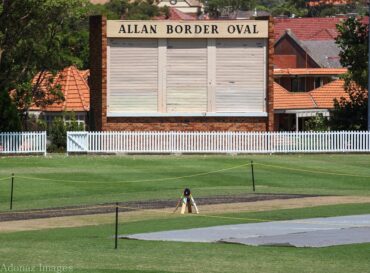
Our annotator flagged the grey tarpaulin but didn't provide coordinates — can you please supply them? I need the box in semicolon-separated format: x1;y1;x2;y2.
122;214;370;248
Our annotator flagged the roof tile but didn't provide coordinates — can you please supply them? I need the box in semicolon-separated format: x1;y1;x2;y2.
30;66;90;112
155;7;197;20
274;82;316;110
310;79;349;108
274;79;349;110
275;17;368;41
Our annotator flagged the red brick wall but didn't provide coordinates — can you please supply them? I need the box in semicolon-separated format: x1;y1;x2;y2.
105;117;268;131
90;16;275;132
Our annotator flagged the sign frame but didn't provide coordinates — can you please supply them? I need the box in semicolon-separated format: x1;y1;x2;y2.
107;20;269;39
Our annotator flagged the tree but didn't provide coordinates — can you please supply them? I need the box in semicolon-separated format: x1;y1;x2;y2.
106;0;129;19
0;0;88;129
308;1;369;17
336;17;368;90
90;0;165;20
125;0;162;20
202;0;258;18
0;90;21;131
329;17;368;130
271;0;307;17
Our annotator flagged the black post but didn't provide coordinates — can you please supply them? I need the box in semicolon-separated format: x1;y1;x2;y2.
10;173;14;210
115;202;119;249
251;161;256;192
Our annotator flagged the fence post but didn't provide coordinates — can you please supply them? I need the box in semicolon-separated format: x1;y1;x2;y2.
44;131;47;156
251;161;255;192
115;202;119;249
10;173;14;210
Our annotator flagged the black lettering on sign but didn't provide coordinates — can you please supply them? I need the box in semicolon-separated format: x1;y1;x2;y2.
185;25;192;34
175;25;183;34
212;25;219;34
238;24;251;34
194;25;202;34
228;25;235;34
118;25;126;33
244;25;252;34
119;24;158;34
150;25;157;34
142;25;149;34
204;25;210;34
228;24;259;35
167;25;174;34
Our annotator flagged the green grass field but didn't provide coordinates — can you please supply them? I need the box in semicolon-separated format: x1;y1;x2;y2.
0;154;370;211
1;154;370;273
1;204;370;273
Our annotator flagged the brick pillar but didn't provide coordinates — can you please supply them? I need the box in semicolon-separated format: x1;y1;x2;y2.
89;16;107;131
255;16;275;131
267;16;275;131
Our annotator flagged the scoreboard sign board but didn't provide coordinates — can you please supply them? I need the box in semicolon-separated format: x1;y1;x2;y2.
105;20;270;118
107;20;269;39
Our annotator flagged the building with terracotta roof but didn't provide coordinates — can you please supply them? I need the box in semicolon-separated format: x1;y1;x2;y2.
157;0;203;16
273;16;368;131
306;0;353;7
29;66;90;128
274;17;345;69
155;6;197;20
274;69;349;131
274;17;368;69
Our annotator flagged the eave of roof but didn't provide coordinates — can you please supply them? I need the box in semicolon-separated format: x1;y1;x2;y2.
274;68;347;77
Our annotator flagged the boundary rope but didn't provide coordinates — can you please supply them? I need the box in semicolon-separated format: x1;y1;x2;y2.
1;203;369;228
117;205;370;228
12;161;370;184
14;163;251;184
255;163;370;179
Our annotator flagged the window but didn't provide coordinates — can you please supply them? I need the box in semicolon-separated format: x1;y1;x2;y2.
291;77;306;92
314;77;323;89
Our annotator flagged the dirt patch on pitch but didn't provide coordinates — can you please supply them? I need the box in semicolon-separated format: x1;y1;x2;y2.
1;195;370;233
0;193;318;222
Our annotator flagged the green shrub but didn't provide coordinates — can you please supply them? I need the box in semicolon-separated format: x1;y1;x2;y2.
304;113;329;132
48;112;84;153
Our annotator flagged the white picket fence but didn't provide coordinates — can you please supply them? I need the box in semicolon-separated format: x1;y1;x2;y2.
0;132;47;155
67;131;370;154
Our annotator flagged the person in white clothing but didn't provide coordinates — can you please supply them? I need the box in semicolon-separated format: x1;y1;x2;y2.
174;188;199;214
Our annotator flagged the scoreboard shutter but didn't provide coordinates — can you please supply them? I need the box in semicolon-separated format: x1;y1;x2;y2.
108;39;158;113
166;39;208;113
215;39;266;113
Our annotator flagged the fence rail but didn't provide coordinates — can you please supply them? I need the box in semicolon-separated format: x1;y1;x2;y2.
0;132;47;155
67;131;370;154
